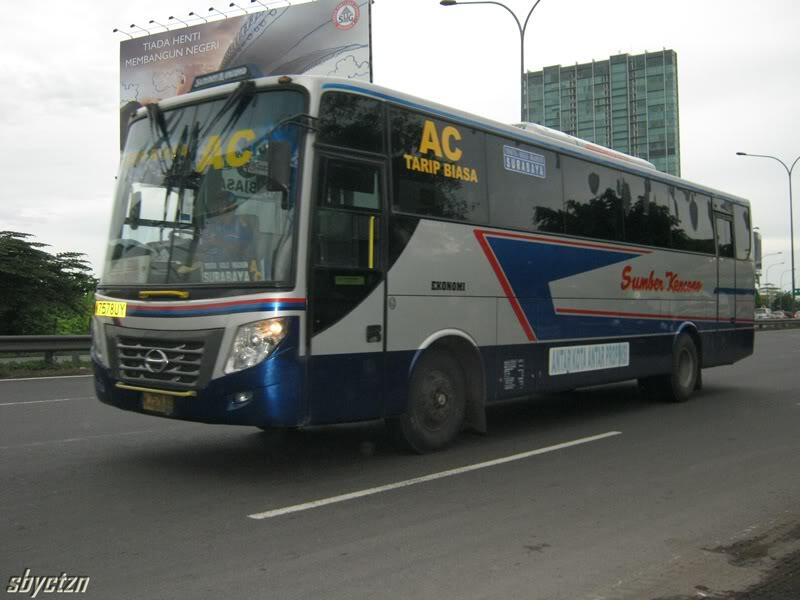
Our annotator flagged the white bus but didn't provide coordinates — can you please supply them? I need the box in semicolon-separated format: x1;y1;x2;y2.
93;72;755;452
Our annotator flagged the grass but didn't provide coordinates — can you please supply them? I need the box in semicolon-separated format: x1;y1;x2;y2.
0;357;92;379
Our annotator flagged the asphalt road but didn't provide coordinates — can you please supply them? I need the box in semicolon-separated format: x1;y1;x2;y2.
1;331;799;600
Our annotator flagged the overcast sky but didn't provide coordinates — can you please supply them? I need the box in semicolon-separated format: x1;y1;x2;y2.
2;0;799;287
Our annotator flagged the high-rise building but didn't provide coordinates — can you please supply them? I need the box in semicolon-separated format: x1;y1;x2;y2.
525;49;680;176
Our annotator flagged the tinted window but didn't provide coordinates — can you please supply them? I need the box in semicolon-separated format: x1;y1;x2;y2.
562;156;624;241
670;189;715;254
390;108;487;223
716;217;734;259
316;160;381;269
624;177;673;248
320;159;381;211
318;92;385;154
486;135;563;233
312;158;383;335
733;203;751;260
316;210;381;269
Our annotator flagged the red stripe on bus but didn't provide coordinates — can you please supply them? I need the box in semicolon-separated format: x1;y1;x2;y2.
555;307;719;322
474;230;537;341
558;308;756;325
473;229;653;255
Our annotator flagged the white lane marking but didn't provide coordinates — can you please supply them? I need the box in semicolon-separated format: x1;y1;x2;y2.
248;431;622;520
0;374;92;382
0;396;93;407
0;427;187;451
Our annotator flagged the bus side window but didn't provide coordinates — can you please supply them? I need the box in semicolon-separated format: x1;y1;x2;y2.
716;218;735;259
562;156;624;242
485;135;563;234
623;177;672;248
733;204;751;260
318;92;385;154
671;190;715;254
389;107;487;224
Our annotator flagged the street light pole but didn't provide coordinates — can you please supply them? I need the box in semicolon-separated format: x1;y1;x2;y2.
764;261;785;308
736;152;800;310
440;0;544;122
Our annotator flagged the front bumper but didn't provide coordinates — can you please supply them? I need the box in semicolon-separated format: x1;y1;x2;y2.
92;346;306;427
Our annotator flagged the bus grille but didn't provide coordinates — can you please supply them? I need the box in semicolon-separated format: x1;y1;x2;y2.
117;337;205;389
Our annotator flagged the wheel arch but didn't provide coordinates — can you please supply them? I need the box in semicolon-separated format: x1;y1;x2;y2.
410;329;487;434
675;321;703;367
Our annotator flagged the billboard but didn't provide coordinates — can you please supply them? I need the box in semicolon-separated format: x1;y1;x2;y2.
119;0;371;134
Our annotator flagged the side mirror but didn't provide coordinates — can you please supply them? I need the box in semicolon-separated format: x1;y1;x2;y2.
753;229;762;270
128;191;142;230
267;141;291;193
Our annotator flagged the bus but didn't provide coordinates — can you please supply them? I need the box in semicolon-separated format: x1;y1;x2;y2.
92;72;755;452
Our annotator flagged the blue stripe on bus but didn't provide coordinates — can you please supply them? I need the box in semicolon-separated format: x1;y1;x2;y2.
474;230;750;340
714;288;755;295
482;232;641;340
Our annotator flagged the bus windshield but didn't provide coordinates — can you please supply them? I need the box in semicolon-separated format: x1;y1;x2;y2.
102;89;305;287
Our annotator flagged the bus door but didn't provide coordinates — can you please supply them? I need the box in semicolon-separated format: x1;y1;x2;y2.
714;214;736;335
307;155;387;423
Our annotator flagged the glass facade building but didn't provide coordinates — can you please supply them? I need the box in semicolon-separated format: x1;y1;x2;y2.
525;50;680;176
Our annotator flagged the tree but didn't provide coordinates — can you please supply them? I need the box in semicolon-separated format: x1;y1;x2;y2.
770;291;795;313
0;231;96;335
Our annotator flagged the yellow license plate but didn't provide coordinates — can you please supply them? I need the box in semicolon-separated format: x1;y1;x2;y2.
94;301;127;318
142;392;174;415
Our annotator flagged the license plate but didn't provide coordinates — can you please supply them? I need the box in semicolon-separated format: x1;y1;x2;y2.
142;392;174;415
94;300;127;318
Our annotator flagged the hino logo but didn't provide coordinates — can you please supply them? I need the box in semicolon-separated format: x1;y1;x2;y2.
143;349;169;373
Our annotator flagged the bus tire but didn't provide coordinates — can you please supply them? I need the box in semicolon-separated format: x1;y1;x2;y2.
638;334;699;403
387;350;466;453
666;333;699;402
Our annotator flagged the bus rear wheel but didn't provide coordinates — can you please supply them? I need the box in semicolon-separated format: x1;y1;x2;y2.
387;350;466;453
639;333;698;403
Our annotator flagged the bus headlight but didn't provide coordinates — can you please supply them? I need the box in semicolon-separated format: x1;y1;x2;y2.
225;318;288;374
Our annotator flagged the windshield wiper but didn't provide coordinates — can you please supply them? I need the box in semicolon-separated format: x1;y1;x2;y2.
146;103;173;176
201;80;257;138
265;113;318;138
247;113;318;161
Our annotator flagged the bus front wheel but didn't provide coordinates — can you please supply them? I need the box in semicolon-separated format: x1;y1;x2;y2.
387;350;466;453
639;333;699;403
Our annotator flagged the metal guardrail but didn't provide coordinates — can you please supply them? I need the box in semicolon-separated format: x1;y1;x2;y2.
755;319;800;330
0;335;91;366
0;335;91;353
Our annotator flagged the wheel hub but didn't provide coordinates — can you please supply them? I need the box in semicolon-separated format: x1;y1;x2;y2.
417;371;454;431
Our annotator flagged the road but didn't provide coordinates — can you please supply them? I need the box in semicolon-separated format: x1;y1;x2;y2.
1;331;799;600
